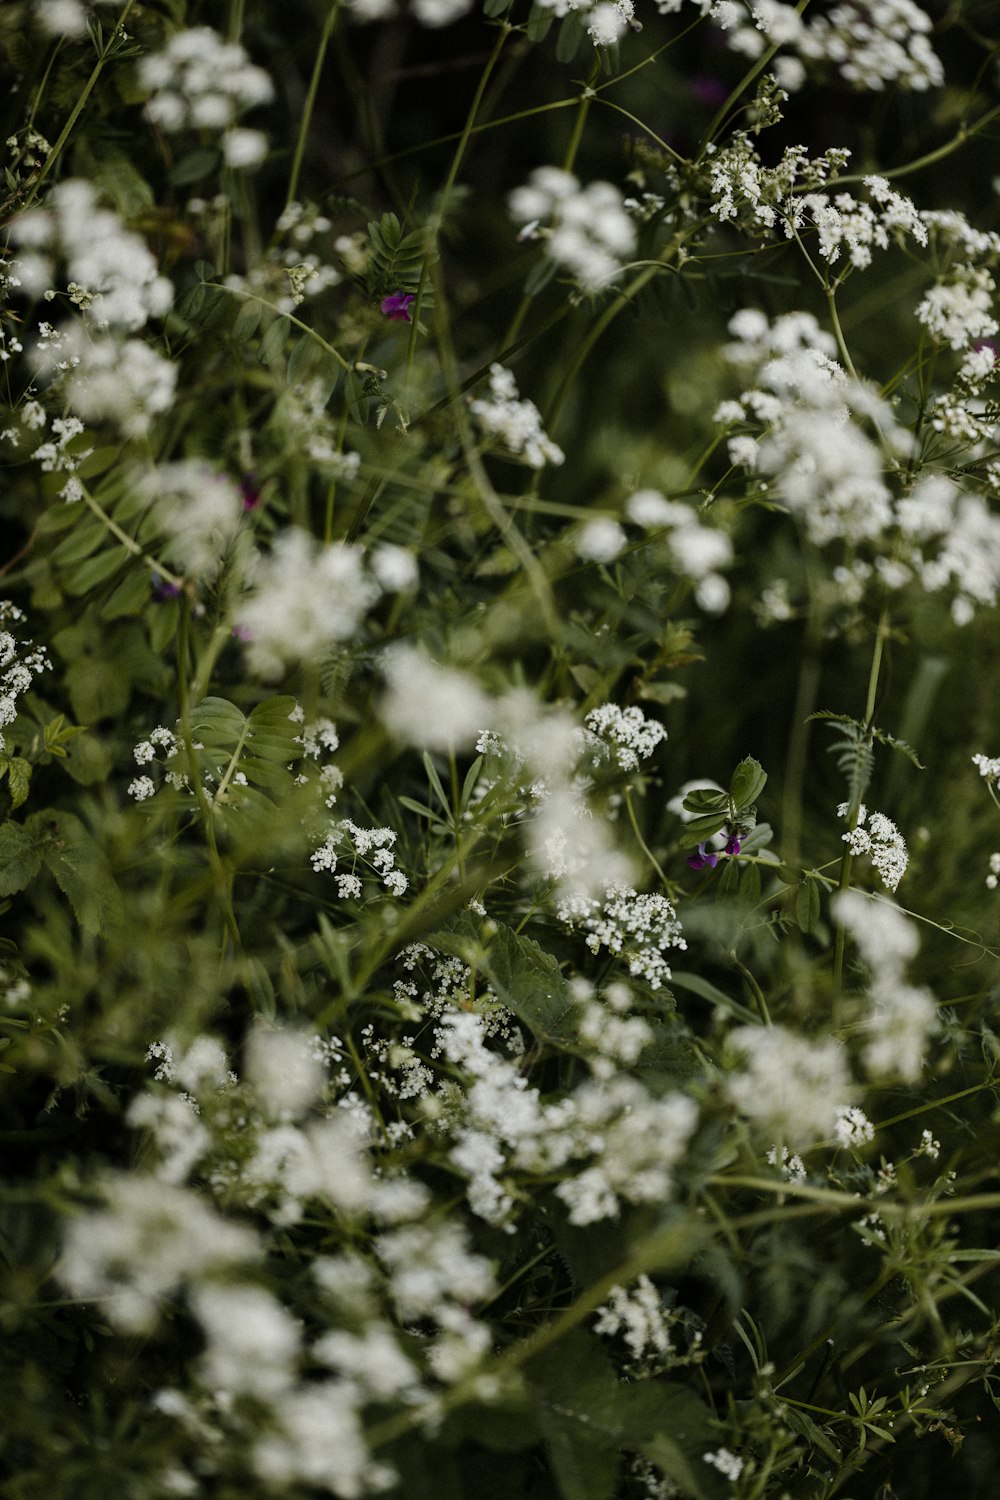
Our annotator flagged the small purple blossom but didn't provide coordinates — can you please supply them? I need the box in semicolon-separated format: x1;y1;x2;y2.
240;474;262;511
687;843;718;870
724;834;742;856
151;575;182;601
380;291;415;322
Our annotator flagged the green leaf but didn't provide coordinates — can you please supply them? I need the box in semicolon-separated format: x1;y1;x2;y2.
795;878;820;935
871;726;925;770
258;317;288;367
169;148;219;186
231;298;263;342
678;814;728;850
37;811;124;936
0;821;45;895
61;545;128;597
668;971;758;1025
682;788;728;815
555;8;586;61
4;757;31;810
432;913;579;1046
477;921;579;1045
730;756;767;810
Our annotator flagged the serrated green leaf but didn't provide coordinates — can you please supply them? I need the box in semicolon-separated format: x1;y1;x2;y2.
38;810;124;936
871;726;925;770
5;758;31;810
0;820;45;895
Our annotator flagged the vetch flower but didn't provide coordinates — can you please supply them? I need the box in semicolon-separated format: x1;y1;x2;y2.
724;834;742;856
687;844;718;870
380;291;415;322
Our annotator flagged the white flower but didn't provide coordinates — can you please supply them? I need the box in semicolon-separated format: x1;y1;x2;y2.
235;529;379;678
381;647;493;751
576;516;627;562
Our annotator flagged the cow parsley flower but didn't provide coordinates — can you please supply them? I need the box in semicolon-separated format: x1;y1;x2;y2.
729;1025;850;1145
509;167;636;292
235;529;379;678
469;363;564;469
839;804;908;891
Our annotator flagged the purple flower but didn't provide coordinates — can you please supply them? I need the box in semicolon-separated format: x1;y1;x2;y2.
687;843;718;870
151;575;181;601
240;474;262;511
724;834;742;856
380;291;415;322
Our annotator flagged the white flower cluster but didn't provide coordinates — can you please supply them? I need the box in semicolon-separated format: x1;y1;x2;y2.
10;178;173;330
469;363;564;469
439;1009;698;1228
833;891;939;1081
839;803;908;892
897;476;1000;626
150;460;247;580
717;306;1000;626
128;724;185;803
61;1028;507;1498
509;167;637;292
916;264;998;351
342;0;474;28
986;853;1000;892
729;1025;851;1145
574;978;655;1080
718;308;909;548
706;136;852;234
382;646;494;752
718;0;942;94
973;752;1000;781
594;1275;673;1368
584;703;666;772
0;600;50;755
834;1104;875;1150
557;882;687;990
703;1448;744;1482
236;528;381;679
139;27;274;169
8;180;177;439
626;487;735;612
310;818;408;900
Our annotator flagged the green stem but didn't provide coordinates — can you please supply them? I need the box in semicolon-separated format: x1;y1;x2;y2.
561;62;598;173
27;0;137;205
624;787;669;888
79;481;184;588
177;599;241;955
819;100;1000;191
209;284;352;371
832;606;891;989
284;2;341;213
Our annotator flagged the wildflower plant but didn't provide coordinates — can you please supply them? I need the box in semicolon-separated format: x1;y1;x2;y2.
4;3;1000;1499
